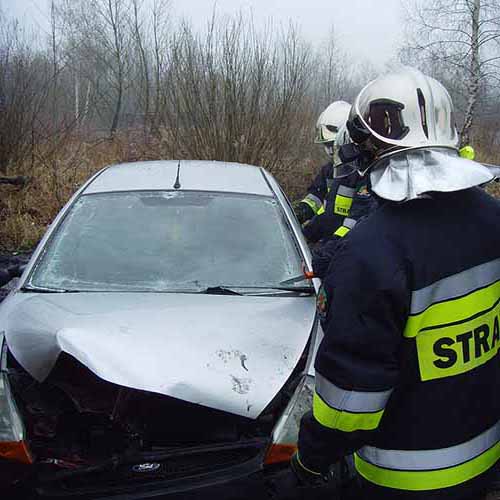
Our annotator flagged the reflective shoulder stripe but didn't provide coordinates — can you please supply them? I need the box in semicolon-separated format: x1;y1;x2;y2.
315;373;393;413
302;193;323;213
411;258;500;315
337;186;356;197
313;392;385;432
355;421;500;491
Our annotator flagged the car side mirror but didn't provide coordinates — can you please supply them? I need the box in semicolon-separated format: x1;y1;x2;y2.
0;265;26;287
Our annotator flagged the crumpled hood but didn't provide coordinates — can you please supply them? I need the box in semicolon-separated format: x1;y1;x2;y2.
0;292;315;418
370;149;494;202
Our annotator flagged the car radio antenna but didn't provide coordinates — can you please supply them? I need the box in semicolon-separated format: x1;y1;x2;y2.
173;160;181;189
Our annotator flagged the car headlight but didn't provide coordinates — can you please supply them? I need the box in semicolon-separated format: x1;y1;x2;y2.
264;374;314;465
0;332;32;464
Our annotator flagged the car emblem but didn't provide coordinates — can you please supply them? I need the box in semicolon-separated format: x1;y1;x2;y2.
132;462;161;473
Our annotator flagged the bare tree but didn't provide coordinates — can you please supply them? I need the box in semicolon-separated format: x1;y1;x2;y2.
0;13;52;173
313;28;353;109
57;0;133;137
158;14;314;171
401;0;500;145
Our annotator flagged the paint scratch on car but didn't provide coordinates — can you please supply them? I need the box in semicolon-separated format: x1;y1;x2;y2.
230;375;252;395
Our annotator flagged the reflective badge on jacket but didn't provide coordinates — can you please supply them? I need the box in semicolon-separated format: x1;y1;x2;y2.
334;186;355;216
317;286;328;320
404;259;500;381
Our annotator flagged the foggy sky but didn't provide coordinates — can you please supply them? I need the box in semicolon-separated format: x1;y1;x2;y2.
4;0;404;66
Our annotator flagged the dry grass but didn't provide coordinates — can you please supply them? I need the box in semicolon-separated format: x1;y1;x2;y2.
0;131;167;251
1;131;498;253
0;131;318;252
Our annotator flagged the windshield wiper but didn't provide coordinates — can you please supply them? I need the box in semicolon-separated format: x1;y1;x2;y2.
223;285;315;295
21;285;74;293
199;286;243;296
280;274;311;286
258;286;314;294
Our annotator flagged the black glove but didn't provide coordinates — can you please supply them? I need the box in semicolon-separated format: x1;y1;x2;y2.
311;237;342;279
290;452;330;488
294;201;315;224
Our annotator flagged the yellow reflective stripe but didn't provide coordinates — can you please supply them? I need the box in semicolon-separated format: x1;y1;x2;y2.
334;194;353;216
334;226;350;237
416;305;500;381
404;280;500;338
355;441;500;492
317;204;326;215
302;197;321;214
313;392;384;432
411;259;500;315
404;280;500;381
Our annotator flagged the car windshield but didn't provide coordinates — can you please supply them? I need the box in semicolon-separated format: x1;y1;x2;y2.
29;191;306;292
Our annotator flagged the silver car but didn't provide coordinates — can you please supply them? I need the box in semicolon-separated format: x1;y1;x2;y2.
0;160;321;498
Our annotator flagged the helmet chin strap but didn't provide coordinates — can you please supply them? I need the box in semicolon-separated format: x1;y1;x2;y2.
323;143;335;160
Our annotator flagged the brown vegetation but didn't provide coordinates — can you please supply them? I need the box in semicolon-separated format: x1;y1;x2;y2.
0;130;321;251
0;1;499;252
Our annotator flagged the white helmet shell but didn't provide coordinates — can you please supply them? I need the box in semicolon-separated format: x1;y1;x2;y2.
349;68;459;152
315;101;352;144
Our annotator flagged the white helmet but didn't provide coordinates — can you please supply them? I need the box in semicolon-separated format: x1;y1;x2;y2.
315;101;352;144
347;68;459;156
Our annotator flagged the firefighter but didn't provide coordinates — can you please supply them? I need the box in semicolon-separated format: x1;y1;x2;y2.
303;124;378;278
294;101;351;224
292;68;500;499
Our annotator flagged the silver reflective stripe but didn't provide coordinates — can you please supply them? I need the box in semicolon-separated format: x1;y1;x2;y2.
304;193;322;208
343;218;357;229
337;186;355;197
410;258;500;315
358;419;500;471
315;372;393;413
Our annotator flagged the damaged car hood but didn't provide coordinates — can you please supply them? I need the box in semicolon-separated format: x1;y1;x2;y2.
0;292;315;418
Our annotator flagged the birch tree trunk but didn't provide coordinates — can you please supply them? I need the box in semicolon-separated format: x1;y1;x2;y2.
460;0;481;146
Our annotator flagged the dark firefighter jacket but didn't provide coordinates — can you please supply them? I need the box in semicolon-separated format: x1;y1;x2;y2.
303;171;377;244
298;187;500;499
297;162;334;223
305;172;378;278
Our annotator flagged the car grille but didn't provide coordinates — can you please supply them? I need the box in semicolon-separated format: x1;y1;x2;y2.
37;440;265;496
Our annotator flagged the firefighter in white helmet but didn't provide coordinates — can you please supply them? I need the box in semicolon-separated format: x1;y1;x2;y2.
304;123;378;277
291;68;500;499
294;101;351;224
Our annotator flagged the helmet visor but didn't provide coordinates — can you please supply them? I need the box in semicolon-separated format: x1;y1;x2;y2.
315;124;338;144
361;99;409;141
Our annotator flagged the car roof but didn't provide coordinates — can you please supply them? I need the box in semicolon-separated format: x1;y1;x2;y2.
83;160;273;196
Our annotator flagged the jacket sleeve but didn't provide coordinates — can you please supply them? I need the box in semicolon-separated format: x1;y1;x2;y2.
311;236;342;278
298;230;409;473
300;163;333;215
